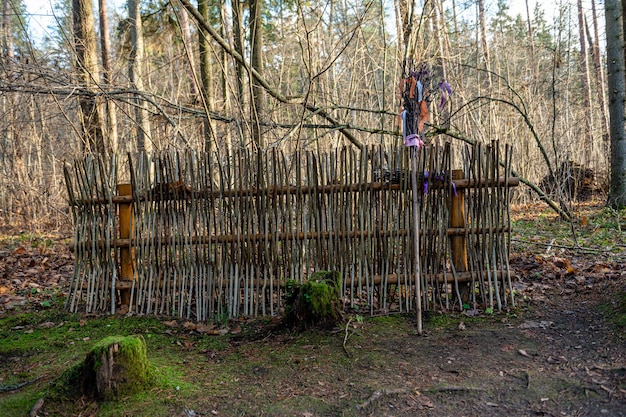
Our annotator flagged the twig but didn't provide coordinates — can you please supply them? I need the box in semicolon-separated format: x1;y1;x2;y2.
511;238;615;253
356;388;408;410
422;385;486;393
0;375;43;393
343;317;353;358
600;385;615;395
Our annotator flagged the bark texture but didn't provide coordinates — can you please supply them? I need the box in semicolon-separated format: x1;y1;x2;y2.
73;0;105;154
606;0;626;208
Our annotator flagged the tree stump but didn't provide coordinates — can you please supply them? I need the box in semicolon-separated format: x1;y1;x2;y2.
283;270;344;330
76;335;152;401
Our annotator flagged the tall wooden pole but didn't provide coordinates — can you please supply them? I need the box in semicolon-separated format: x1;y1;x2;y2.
410;147;422;335
450;169;468;304
118;183;134;311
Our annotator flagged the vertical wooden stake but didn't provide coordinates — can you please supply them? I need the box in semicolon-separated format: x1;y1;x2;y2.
118;183;134;312
410;148;422;335
450;170;469;303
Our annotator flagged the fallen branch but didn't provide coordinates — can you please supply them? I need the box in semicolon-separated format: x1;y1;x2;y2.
0;375;43;393
511;238;613;254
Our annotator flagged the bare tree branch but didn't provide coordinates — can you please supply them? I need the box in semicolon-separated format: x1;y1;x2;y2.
428;124;571;221
176;0;365;150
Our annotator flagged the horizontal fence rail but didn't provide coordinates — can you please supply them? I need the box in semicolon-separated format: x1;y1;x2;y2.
64;143;517;321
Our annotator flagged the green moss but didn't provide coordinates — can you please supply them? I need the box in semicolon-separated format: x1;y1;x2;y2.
0;390;46;416
301;281;337;319
195;336;228;352
47;362;84;400
283;271;343;329
369;314;406;326
48;335;154;402
425;311;457;327
604;293;626;331
303;270;342;318
90;335;153;399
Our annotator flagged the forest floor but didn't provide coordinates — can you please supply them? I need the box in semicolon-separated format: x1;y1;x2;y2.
0;202;625;416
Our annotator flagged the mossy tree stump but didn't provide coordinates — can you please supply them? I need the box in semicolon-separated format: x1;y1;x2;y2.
74;335;152;401
283;270;344;330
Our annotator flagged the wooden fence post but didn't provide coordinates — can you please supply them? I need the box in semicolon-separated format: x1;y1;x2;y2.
118;183;134;311
450;170;469;301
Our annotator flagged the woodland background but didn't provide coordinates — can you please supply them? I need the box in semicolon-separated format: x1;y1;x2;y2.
0;0;613;229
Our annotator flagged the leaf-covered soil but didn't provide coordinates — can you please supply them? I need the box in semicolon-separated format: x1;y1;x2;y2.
1;204;625;416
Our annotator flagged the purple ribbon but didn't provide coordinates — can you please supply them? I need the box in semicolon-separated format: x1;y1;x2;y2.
405;134;424;148
439;81;452;109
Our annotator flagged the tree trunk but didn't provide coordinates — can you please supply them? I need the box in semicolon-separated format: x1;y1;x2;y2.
477;0;493;142
73;0;106;154
377;0;388;142
590;0;609;144
577;0;593;167
219;0;232;150
622;0;626;74
433;0;450;130
525;0;535;65
179;4;200;101
395;0;413;58
128;0;152;153
198;0;216;152
231;0;245;108
450;0;458;38
477;0;490;73
249;0;265;148
1;0;19;225
2;0;13;62
98;0;118;155
605;0;626;208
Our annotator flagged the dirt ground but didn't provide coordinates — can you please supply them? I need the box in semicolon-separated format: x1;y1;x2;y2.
192;251;626;417
345;252;626;417
1;212;626;416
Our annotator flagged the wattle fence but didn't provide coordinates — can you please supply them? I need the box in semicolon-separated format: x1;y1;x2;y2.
63;142;517;321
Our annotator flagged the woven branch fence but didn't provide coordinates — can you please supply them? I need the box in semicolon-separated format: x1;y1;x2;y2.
63;142;518;321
